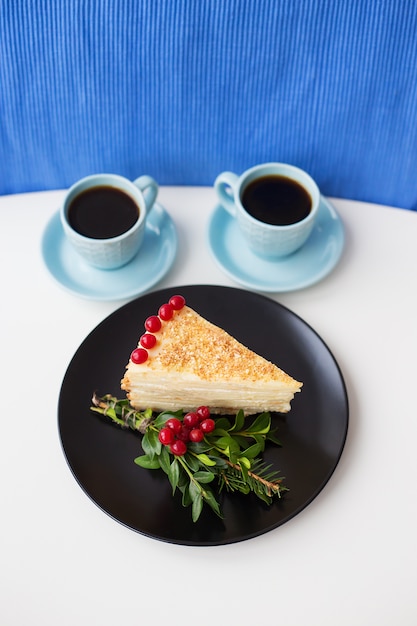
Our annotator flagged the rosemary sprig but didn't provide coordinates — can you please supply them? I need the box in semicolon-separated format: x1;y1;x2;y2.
90;393;287;522
91;392;154;433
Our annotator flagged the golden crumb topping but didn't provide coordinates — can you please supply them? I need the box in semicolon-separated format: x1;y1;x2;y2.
138;306;299;385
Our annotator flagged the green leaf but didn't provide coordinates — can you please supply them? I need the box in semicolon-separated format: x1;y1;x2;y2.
266;430;283;446
213;417;231;431
147;428;162;454
232;434;252;448
193;471;215;484
168;459;180;493
134;454;161;469
188;479;201;502
211;456;228;469
158;445;171;475
214;436;231;450
230;409;245;432
196;453;217;466
192;495;204;522
245;412;271;434
153;410;183;428
141;431;161;460
241;442;263;459
212;428;230;438
183;453;200;472
202;488;223;518
187;440;212;454
215;436;241;456
178;470;189;489
238;456;251;469
182;485;192;507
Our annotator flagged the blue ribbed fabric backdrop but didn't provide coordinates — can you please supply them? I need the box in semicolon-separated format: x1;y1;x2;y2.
1;1;417;208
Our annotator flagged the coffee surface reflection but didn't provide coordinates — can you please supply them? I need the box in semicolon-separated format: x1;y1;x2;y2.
241;175;312;226
68;186;139;239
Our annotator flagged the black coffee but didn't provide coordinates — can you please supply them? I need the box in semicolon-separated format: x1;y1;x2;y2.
241;175;312;226
68;186;139;239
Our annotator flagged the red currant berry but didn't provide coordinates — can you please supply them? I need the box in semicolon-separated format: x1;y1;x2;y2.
158;303;174;321
170;440;187;456
169;295;186;310
177;426;191;442
140;333;157;349
189;428;204;443
200;418;215;433
165;417;182;434
158;427;174;445
183;412;199;428
130;348;148;364
145;315;162;333
196;406;211;421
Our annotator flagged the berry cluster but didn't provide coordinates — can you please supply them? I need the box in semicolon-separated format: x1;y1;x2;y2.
158;406;215;456
130;295;186;365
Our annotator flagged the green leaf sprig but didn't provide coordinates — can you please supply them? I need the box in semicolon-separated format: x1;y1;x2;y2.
91;393;288;522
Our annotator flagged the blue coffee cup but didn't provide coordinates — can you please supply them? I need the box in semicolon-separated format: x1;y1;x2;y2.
215;163;320;259
61;173;158;270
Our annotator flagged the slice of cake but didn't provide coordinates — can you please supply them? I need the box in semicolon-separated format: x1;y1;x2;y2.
121;295;302;415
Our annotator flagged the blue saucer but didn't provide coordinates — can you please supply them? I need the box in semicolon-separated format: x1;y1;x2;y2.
41;203;178;300
208;197;344;292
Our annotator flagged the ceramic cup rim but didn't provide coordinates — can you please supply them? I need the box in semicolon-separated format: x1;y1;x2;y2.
61;173;146;243
235;162;320;230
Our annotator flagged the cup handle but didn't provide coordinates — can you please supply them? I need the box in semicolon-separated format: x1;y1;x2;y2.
133;175;159;213
214;172;239;216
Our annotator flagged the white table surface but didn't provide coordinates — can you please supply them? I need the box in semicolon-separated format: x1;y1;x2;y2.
1;186;416;626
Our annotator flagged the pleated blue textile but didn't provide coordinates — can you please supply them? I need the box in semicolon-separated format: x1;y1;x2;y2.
1;1;417;209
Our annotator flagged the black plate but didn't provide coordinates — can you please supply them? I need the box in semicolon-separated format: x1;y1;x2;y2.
58;285;348;545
